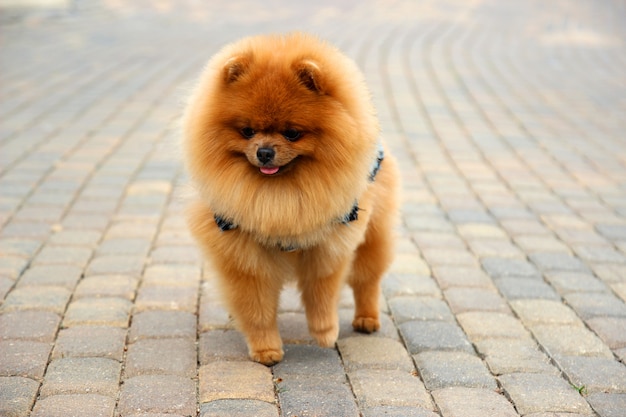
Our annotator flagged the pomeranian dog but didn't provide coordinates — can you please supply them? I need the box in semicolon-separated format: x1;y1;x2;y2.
183;33;399;365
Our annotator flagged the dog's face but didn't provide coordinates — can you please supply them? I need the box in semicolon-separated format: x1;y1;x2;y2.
210;55;345;178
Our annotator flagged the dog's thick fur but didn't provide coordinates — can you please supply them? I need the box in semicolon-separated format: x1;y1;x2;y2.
183;33;399;365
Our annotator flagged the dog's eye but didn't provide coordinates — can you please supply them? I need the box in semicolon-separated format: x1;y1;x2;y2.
282;128;301;141
240;127;255;139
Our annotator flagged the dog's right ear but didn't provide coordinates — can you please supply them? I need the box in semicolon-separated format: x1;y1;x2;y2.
223;55;251;83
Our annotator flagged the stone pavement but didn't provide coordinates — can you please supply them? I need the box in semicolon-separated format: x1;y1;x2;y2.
1;0;625;416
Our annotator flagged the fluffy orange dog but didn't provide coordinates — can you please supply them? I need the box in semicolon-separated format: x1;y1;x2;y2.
183;33;399;365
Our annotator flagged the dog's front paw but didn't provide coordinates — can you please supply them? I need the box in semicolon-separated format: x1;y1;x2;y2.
250;348;284;366
352;316;380;333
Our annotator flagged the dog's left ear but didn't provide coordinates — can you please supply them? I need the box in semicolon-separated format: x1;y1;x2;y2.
293;59;325;94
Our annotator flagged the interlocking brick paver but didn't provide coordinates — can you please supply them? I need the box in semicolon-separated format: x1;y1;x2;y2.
3;0;626;415
414;351;496;390
0;311;60;341
0;376;40;417
63;297;132;327
128;310;196;341
199;361;274;403
555;356;626;394
200;400;279;417
39;357;121;398
399;321;474;354
0;340;52;380
118;375;196;416
586;393;626;417
531;325;613;358
337;336;414;372
51;326;127;360
124;338;196;378
432;387;518;417
388;296;454;323
499;373;593;415
30;394;116;417
348;369;433;409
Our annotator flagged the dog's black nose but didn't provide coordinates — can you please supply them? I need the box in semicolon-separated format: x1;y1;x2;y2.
257;147;275;164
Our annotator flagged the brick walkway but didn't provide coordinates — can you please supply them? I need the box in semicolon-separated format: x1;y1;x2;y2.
1;1;626;416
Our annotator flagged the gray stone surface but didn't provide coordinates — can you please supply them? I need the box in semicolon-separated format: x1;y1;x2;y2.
2;1;625;415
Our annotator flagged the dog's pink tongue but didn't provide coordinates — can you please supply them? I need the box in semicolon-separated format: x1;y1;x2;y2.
260;166;279;175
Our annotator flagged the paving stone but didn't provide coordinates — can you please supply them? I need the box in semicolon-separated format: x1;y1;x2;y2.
481;257;541;279
73;275;138;300
388;296;454;323
466;238;524;258
33;246;93;267
473;338;556;375
411;232;465;249
150;245;200;264
86;255;145;277
443;287;509;314
273;344;346;382
48;230;101;247
420;248;477;267
531;325;613;358
529;252;590;272
514;235;572;253
0;277;13;300
501;219;551;236
432;387;518;417
199;361;274;403
52;326;127;360
596;224;626;241
0;376;40;417
389;253;431;275
593;264;626;284
572;244;626;263
399;321;473;354
555;356;626;394
413;351;496;390
494;277;560;300
362;406;439;417
277;375;359;417
2;286;71;313
405;215;454;233
544;271;609;294
124;338;196;378
0;238;42;258
586;393;626;417
457;312;528;340
118;375;196;416
510;299;582;326
457;224;508;239
128;310;196;341
63;297;132;327
200;399;279;417
30;394;116;417
142;264;201;286
134;285;198;312
96;238;152;256
198;329;249;364
0;311;60;341
17;265;83;289
498;373;592;415
432;266;494;289
0;256;29;280
348;368;433;409
382;273;440;298
338;310;399;341
0;340;52;380
40;357;121;398
563;292;626;319
337;336;414;372
586;317;626;349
